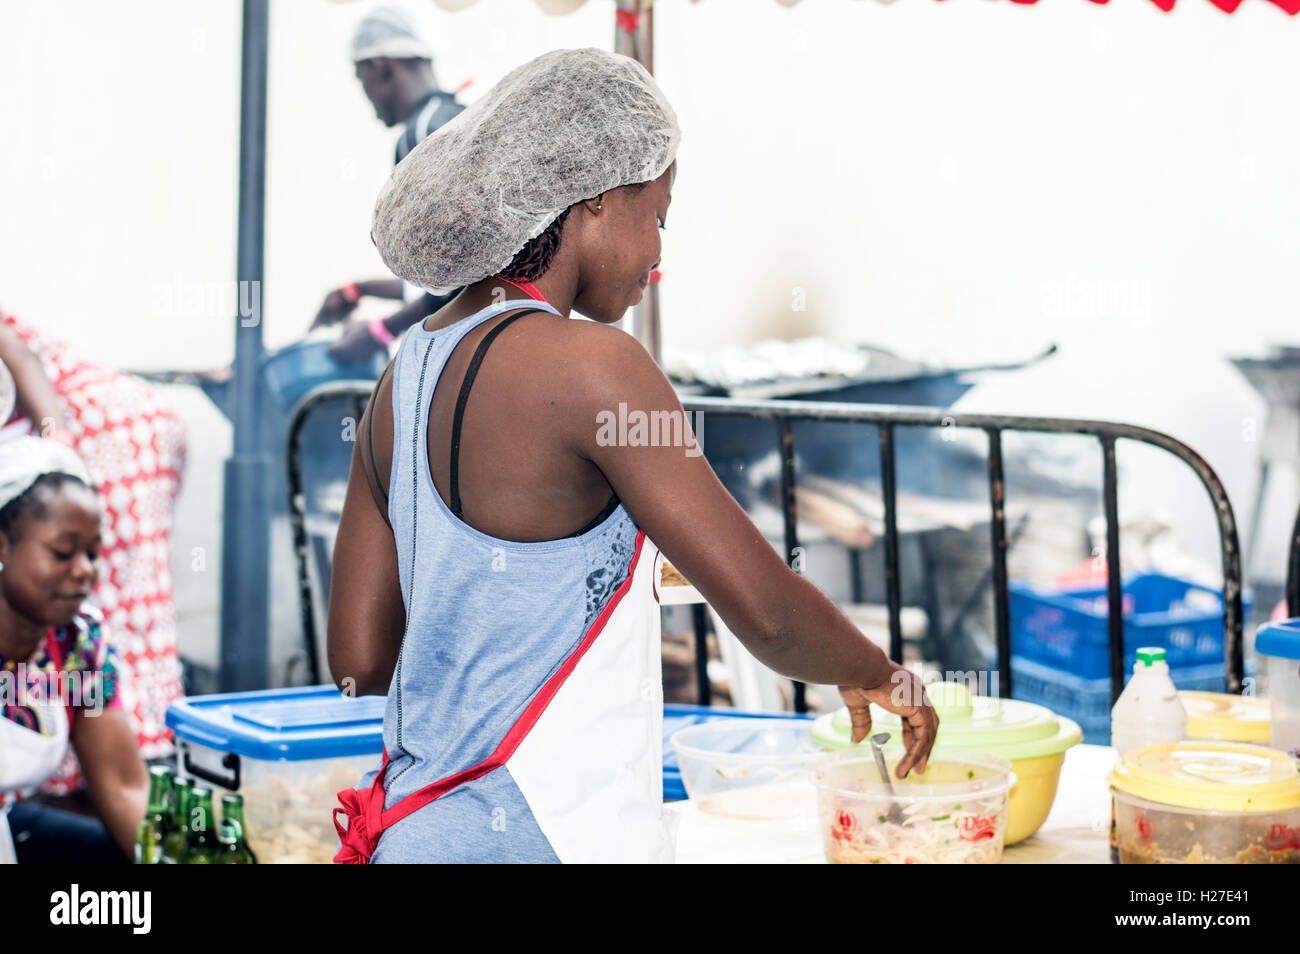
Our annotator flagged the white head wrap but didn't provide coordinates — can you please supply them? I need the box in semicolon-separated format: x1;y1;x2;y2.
0;436;92;514
371;48;680;294
351;6;434;64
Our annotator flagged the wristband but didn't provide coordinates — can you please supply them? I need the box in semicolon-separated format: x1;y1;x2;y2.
368;317;397;347
340;282;361;305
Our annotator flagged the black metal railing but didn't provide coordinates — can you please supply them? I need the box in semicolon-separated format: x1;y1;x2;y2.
1288;505;1300;618
287;385;1246;707
286;382;374;689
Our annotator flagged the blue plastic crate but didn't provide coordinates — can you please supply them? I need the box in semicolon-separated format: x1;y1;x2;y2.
1008;654;1250;746
662;704;815;801
1009;573;1251;679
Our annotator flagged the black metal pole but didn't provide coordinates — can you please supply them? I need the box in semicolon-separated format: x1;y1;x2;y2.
986;429;1012;698
220;0;271;692
878;425;903;664
692;604;712;708
1101;436;1125;706
776;419;806;713
1288;505;1300;618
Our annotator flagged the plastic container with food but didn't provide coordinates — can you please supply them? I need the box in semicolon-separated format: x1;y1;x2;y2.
812;747;1016;864
810;681;1080;844
1109;741;1300;864
166;686;385;864
1255;620;1300;760
669;718;824;820
1179;691;1270;744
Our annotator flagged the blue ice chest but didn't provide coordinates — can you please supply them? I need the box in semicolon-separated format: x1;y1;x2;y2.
1009;573;1251;679
165;686;388;864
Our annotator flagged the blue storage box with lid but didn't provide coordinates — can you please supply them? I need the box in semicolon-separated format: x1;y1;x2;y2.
166;685;386;864
1009;573;1251;679
166;688;809;860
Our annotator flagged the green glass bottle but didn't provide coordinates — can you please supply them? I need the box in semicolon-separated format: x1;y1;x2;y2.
133;766;173;864
156;766;176;838
180;786;217;864
213;794;257;865
160;778;193;864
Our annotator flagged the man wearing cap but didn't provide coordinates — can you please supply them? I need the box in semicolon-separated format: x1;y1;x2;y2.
314;6;466;362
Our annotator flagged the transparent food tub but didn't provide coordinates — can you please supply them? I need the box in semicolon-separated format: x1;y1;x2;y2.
669;718;823;821
1110;741;1300;865
166;686;385;864
812;748;1016;864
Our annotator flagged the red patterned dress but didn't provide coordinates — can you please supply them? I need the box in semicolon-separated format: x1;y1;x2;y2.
1;311;186;784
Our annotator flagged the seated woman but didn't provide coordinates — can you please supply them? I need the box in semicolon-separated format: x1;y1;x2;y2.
0;436;147;863
0;311;187;782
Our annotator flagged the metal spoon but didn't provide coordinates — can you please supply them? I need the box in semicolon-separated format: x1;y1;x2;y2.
869;732;908;825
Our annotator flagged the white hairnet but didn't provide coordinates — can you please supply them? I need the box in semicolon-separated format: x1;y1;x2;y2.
372;48;680;294
351;5;433;63
0;436;92;514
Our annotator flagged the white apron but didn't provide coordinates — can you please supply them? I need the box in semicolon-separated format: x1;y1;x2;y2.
0;634;73;865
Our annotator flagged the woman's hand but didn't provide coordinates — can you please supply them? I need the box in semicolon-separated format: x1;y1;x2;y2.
312;289;359;330
838;664;939;778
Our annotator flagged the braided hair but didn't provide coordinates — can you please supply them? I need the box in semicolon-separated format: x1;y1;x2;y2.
499;183;648;283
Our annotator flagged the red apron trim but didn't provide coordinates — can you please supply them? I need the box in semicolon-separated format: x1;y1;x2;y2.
333;530;647;863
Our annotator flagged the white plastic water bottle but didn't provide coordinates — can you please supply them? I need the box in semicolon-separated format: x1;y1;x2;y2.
1111;647;1188;756
1109;646;1187;863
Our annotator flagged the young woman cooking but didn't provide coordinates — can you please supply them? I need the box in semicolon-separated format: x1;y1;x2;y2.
0;436;148;863
328;48;938;863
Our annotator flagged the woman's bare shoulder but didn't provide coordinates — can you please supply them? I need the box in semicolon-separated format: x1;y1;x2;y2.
532;315;659;380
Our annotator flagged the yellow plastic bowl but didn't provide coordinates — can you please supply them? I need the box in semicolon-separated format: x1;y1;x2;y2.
1004;752;1067;845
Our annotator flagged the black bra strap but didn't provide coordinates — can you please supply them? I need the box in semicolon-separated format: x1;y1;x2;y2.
449;309;543;517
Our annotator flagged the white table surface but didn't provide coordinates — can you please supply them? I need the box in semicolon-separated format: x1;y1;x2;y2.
666;742;1117;864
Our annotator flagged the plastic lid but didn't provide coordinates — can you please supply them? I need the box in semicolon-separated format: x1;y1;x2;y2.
809;681;1082;761
1135;647;1166;666
1109;741;1300;812
1179;691;1271;743
165;685;386;761
1256;620;1300;661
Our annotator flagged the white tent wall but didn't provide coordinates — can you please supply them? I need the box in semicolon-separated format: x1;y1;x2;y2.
1;0;1296;584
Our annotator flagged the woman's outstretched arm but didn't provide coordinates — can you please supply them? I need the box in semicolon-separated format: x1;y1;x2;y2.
566;323;937;772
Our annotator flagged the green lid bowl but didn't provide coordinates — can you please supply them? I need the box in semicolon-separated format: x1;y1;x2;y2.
810;682;1083;762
